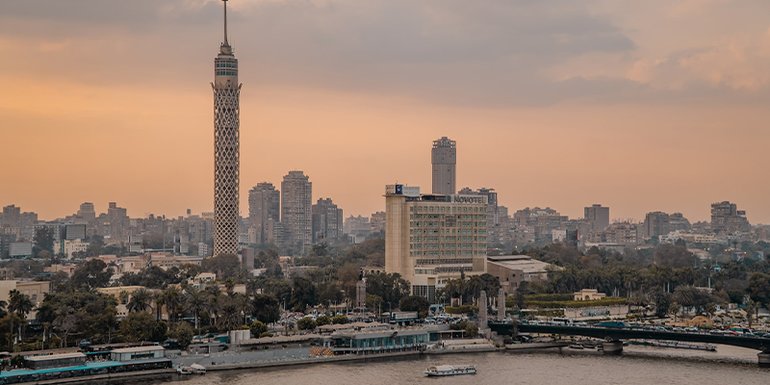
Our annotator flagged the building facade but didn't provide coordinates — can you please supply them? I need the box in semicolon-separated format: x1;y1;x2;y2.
212;0;241;257
312;198;343;243
431;137;456;195
248;182;280;245
711;201;750;235
385;184;487;301
281;171;313;254
584;204;610;233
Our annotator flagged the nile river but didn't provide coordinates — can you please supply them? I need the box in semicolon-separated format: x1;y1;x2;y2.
175;345;768;385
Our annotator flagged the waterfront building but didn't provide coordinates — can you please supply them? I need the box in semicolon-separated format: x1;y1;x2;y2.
459;187;501;248
212;0;241;257
0;280;50;318
312;198;343;243
281;171;312;254
584;204;610;233
431;137;457;195
385;184;487;301
248;182;280;245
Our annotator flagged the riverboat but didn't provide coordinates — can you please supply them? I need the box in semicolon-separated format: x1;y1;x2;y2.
424;365;477;377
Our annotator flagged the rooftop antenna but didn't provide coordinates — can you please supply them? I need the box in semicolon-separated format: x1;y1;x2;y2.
223;0;229;46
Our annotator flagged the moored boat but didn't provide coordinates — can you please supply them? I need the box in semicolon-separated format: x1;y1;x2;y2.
424;365;477;377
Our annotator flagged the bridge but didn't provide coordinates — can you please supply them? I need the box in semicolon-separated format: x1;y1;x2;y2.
488;321;770;367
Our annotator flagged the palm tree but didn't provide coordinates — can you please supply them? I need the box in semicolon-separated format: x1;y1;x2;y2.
184;287;206;332
8;290;33;344
162;287;185;323
127;289;152;313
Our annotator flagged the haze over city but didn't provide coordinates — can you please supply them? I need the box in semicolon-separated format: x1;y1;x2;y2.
2;0;769;223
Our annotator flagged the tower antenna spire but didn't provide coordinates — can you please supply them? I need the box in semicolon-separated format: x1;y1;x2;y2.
223;0;229;46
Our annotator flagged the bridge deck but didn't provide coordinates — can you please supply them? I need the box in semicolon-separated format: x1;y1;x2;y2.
489;322;770;352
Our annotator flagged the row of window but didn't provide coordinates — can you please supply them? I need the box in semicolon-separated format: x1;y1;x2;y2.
410;206;485;213
215;70;238;76
415;258;474;265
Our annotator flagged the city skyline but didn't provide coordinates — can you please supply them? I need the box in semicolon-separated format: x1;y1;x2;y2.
2;1;770;223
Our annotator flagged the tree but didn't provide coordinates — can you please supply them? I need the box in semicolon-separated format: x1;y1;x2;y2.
297;317;316;331
184;287;206;331
69;259;112;290
399;295;430;318
167;322;194;349
202;254;242;279
162;287;185;323
7;290;33;345
37;291;117;347
119;312;167;342
366;273;409;309
290;277;317;311
251;294;281;324
33;226;55;256
250;320;268;337
127;289;153;314
748;273;770;307
315;315;331;326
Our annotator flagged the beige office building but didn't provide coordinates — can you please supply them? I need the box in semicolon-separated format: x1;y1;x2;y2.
385;184;487;301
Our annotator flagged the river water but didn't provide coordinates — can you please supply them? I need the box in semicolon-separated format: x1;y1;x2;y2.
175;345;769;385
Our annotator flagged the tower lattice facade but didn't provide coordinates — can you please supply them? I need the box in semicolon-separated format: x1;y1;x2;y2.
213;0;241;257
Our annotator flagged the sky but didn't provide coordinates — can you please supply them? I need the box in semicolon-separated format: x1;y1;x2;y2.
1;0;769;224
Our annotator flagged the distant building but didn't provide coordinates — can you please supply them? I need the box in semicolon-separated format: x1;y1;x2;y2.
584;204;610;233
431;137;457;195
8;242;33;259
711;201;750;234
513;207;568;244
385;184;487;301
281;171;313;254
0;280;50;318
603;222;640;246
573;289;607;301
248;182;281;245
370;211;386;235
486;255;557;293
344;215;371;244
312;198;343;243
643;211;692;240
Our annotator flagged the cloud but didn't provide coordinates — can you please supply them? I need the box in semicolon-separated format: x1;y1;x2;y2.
0;0;768;106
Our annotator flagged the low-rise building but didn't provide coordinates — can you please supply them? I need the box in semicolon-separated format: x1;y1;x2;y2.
573;289;607;301
485;255;557;293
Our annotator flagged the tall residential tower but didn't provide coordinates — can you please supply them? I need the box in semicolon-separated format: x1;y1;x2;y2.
212;0;241;257
431;137;457;195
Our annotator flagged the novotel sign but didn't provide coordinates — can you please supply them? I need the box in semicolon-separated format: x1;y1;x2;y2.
451;195;487;204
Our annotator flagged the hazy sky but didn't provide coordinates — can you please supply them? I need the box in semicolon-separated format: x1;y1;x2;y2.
1;0;769;223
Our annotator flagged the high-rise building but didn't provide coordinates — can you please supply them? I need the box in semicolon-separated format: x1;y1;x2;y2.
107;202;129;244
385;184;487;302
212;0;241;257
281;171;312;254
248;183;280;245
459;187;500;248
312;198;343;243
710;201;750;234
431;137;456;195
643;211;670;240
77;202;96;223
584;204;610;233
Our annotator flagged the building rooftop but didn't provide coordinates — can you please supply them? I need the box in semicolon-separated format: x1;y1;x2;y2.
486;255;557;274
111;345;164;353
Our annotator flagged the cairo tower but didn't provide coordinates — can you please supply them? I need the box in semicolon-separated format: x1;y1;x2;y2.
212;0;241;257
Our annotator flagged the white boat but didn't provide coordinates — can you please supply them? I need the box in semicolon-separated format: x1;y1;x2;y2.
424;365;477;377
177;363;207;375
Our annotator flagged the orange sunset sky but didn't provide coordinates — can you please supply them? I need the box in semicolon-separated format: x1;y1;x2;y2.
1;0;769;223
